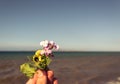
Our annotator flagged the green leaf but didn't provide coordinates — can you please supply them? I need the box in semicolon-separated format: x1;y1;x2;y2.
35;56;51;70
20;55;52;78
20;62;37;78
46;57;51;65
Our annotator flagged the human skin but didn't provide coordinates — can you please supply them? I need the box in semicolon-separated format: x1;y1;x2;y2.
26;70;58;84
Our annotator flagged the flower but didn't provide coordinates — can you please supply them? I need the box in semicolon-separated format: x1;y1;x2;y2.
32;50;51;69
20;40;59;78
40;40;59;50
41;48;52;56
33;55;42;63
54;44;59;50
35;50;41;56
40;40;59;56
40;40;49;47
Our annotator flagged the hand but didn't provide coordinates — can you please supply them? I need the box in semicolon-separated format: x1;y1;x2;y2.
26;69;58;84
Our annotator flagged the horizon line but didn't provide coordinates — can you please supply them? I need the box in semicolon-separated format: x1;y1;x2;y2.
0;50;120;52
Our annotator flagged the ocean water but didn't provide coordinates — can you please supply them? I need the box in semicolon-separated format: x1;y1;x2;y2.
0;51;120;59
1;51;120;84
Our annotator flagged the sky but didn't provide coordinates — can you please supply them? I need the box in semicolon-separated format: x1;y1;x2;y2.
0;0;120;51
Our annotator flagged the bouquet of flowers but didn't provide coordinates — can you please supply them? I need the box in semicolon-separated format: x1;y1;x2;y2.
20;40;59;78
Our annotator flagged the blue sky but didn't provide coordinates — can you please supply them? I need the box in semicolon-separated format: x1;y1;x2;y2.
0;0;120;51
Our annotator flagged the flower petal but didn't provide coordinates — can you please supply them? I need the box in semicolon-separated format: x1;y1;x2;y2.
40;40;49;47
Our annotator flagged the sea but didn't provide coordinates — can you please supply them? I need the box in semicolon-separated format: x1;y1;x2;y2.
0;51;120;59
0;51;120;84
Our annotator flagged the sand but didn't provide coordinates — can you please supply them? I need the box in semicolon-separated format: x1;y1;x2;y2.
0;55;120;84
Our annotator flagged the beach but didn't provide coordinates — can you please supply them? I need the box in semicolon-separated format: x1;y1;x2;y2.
0;52;120;84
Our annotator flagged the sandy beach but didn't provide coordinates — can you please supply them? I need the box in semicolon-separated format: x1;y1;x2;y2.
0;55;120;84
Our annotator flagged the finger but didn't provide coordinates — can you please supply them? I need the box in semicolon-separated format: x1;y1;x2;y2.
26;79;33;84
36;75;47;84
37;70;46;78
26;71;39;84
36;70;47;84
47;70;54;84
33;71;41;84
47;70;54;79
53;78;58;84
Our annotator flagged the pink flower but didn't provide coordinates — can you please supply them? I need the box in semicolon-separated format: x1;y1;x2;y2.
40;48;52;56
40;40;59;50
40;40;59;57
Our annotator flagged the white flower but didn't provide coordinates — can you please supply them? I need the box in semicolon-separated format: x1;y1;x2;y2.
40;40;59;50
40;40;48;47
55;44;59;50
49;41;55;45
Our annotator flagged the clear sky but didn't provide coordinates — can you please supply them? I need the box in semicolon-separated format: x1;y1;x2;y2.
0;0;120;51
